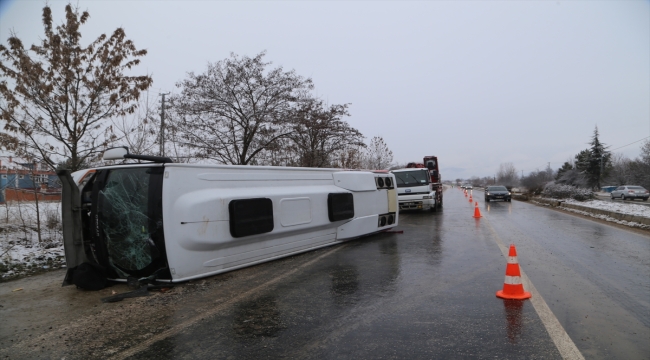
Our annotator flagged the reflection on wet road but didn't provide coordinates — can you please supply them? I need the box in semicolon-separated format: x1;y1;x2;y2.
3;188;647;359
120;188;648;359
126;189;587;359
474;188;650;360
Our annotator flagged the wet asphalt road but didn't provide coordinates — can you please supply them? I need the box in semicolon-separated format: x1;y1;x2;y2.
1;188;648;359
129;188;648;359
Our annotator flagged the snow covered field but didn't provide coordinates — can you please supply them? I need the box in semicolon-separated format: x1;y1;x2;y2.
563;198;650;218
0;201;65;281
538;197;650;229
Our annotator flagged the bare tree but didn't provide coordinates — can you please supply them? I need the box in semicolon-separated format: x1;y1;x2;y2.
521;168;554;194
362;136;394;170
170;51;313;165
27;165;42;244
481;176;494;186
0;4;152;172
634;139;650;189
605;146;650;189
286;98;364;167
112;91;160;156
333;147;364;169
496;162;518;187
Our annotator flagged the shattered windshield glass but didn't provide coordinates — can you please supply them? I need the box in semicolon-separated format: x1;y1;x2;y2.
99;168;153;273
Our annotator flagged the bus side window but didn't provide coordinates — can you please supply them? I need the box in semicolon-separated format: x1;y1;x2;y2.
229;198;274;238
328;193;354;222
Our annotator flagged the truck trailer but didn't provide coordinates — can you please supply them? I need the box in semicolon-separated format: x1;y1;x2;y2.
390;155;443;212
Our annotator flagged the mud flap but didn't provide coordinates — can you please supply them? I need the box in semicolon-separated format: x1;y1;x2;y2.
57;170;89;286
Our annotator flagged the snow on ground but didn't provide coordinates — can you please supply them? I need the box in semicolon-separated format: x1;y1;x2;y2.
2;193;648;282
0;201;65;281
563;198;650;218
537;195;650;230
557;207;650;230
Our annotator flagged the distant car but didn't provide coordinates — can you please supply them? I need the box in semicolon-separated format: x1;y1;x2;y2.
485;185;511;202
465;185;473;190
611;185;649;201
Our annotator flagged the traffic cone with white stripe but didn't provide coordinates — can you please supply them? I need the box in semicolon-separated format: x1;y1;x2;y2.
496;244;531;300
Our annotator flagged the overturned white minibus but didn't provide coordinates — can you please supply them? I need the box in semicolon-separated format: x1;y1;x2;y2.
58;148;398;287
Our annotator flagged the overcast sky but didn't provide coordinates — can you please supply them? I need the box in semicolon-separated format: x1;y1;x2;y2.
1;0;648;180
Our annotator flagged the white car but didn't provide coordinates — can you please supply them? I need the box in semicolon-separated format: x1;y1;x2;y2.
611;185;649;201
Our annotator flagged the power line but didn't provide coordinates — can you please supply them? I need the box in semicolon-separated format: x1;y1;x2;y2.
609;136;649;151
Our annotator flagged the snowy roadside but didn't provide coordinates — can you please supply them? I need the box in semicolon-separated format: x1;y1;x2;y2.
563;198;650;217
0;201;66;281
535;197;650;230
3;194;648;283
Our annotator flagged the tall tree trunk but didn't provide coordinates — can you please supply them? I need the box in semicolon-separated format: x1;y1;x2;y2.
30;170;42;244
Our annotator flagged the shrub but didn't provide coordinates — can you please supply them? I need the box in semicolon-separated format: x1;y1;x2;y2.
542;183;594;201
44;208;60;230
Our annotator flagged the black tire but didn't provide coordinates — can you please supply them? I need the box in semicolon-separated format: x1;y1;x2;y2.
485;198;490;202
644;198;648;202
507;198;511;202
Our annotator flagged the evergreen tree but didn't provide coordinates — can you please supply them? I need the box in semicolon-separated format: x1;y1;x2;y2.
575;127;611;189
555;161;574;181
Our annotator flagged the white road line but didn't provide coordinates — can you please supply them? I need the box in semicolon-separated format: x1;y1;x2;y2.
485;219;585;360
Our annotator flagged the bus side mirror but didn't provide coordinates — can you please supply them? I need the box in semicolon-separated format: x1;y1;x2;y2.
103;147;129;160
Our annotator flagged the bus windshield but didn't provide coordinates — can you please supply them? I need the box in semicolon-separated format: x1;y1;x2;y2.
95;167;165;278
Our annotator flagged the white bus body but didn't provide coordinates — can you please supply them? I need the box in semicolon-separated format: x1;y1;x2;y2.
59;162;398;284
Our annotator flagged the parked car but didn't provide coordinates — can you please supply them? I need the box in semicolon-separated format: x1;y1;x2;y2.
611;185;649;201
485;185;511;202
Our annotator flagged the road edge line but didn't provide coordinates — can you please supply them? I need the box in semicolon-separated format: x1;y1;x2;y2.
485;220;585;360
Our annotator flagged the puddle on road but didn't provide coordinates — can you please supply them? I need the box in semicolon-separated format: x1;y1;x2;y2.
232;295;286;338
329;265;359;304
379;238;398;256
502;299;525;344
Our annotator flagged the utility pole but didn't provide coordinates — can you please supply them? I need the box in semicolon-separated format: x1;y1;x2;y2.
159;93;170;157
599;156;603;189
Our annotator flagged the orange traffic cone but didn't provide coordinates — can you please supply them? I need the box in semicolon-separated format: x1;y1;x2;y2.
464;191;468;197
496;245;531;300
473;201;482;218
469;194;473;202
